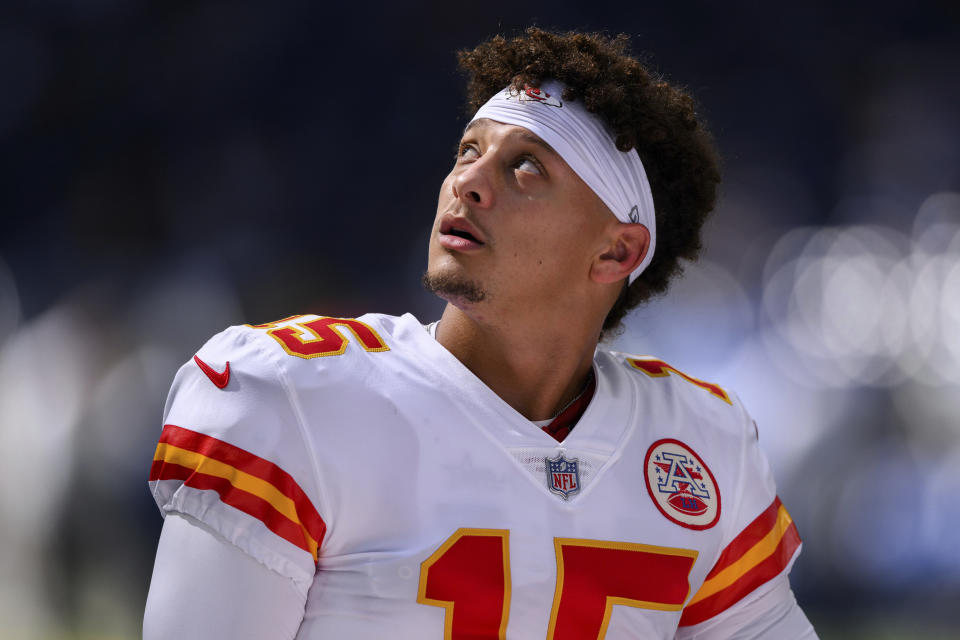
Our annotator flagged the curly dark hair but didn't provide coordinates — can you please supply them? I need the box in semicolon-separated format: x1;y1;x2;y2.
458;28;721;340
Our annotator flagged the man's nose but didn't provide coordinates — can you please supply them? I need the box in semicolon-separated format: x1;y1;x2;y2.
452;156;495;209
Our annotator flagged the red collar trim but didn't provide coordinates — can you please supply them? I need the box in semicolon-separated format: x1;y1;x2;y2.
541;370;596;443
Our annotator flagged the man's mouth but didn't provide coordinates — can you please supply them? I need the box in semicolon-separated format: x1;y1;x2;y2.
446;228;481;243
439;216;486;249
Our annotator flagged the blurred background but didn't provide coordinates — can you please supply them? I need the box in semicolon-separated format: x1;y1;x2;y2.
1;1;958;638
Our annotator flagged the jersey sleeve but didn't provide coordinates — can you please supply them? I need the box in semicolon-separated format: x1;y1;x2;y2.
144;514;307;639
148;325;326;591
675;574;817;639
678;396;803;630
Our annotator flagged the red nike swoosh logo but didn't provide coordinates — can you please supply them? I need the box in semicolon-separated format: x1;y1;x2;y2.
194;355;231;389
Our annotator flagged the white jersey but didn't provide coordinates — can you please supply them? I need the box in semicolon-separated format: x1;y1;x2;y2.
149;312;802;639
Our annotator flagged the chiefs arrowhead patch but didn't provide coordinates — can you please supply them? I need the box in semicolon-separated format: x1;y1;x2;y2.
644;439;720;530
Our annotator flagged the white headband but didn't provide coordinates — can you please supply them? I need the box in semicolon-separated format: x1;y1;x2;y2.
471;81;657;283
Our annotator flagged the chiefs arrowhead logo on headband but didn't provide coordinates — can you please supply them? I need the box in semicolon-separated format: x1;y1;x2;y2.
511;85;563;108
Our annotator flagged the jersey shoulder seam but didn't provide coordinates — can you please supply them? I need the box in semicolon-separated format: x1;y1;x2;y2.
242;326;333;553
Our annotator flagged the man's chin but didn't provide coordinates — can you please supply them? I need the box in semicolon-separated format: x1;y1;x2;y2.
421;270;487;305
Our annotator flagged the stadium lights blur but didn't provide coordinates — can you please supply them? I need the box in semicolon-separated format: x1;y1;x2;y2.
761;192;960;389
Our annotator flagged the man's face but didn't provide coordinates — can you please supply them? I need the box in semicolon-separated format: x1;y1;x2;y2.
425;118;615;314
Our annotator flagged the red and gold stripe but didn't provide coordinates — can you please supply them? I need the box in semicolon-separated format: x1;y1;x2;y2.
627;358;732;404
679;496;800;626
149;424;326;562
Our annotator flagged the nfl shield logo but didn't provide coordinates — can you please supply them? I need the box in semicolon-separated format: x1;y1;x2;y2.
546;454;580;499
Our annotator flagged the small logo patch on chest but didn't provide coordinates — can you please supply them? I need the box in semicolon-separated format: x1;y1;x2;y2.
644;439;721;530
546;454;580;500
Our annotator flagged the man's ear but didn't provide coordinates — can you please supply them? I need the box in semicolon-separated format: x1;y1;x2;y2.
590;223;650;284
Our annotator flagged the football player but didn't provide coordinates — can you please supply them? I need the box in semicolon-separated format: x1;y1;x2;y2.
144;28;817;639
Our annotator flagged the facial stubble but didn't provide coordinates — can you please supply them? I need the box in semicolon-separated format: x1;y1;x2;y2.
421;270;487;304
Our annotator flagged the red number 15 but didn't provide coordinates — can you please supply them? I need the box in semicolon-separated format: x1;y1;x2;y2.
418;528;698;639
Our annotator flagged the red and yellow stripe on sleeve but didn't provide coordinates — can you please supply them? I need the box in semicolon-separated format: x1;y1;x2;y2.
149;424;326;562
679;496;800;627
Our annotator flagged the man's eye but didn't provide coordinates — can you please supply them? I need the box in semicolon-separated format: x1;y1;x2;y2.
515;157;542;175
458;144;479;161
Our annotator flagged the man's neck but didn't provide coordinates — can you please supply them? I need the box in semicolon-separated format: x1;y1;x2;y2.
435;304;600;422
